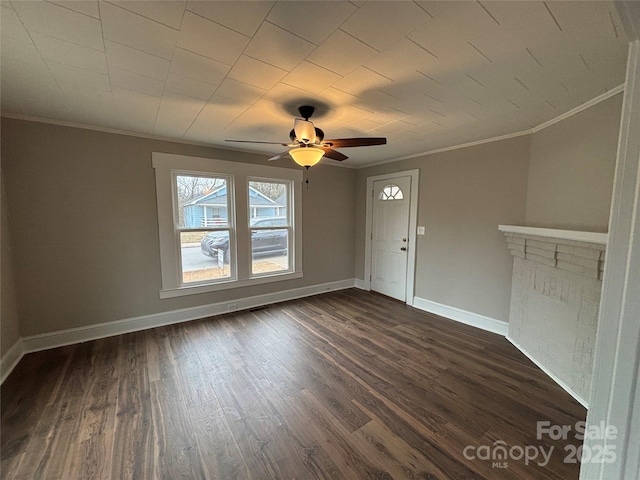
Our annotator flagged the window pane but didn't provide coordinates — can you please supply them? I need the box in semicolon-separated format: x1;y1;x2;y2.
181;231;231;283
248;180;288;225
251;229;288;274
176;175;229;228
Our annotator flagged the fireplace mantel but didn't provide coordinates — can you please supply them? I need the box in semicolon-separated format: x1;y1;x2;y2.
498;225;607;245
499;225;607;407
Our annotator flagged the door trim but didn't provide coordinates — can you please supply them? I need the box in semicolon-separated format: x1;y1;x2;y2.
364;169;419;306
580;38;640;480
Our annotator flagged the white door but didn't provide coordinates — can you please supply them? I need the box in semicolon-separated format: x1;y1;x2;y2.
371;176;411;301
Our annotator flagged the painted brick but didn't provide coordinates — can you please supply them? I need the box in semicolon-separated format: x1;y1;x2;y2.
526;253;557;267
502;230;605;403
557;244;603;260
526;239;557;251
557;252;600;270
526;245;557;259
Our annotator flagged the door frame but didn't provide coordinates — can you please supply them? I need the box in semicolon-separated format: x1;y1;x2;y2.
580;38;640;480
364;169;419;306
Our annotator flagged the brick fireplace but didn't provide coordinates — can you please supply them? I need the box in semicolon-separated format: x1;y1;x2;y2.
499;225;607;407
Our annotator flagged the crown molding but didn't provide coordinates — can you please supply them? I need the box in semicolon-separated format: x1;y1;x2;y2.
357;84;625;169
530;84;625;134
2;83;624;171
361;130;532;169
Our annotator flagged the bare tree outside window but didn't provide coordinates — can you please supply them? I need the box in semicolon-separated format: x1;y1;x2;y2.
176;175;225;204
250;181;285;201
176;175;226;228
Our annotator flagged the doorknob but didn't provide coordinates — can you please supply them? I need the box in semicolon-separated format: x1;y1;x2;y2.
401;247;407;251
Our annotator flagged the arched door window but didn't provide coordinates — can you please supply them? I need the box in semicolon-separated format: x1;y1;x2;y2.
379;184;404;200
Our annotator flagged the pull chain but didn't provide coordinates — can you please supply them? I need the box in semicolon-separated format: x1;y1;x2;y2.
304;166;310;188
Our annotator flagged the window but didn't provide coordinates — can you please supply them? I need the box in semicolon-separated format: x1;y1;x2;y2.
153;153;303;298
379;184;404;200
249;180;290;276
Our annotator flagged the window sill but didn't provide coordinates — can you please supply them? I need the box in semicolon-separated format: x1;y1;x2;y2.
159;271;303;299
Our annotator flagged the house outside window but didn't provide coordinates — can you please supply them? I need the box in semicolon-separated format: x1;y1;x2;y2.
182;184;285;227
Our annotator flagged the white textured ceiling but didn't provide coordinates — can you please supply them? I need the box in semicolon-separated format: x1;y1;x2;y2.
0;1;630;167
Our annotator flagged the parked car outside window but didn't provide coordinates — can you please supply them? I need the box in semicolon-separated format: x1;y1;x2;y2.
200;217;287;262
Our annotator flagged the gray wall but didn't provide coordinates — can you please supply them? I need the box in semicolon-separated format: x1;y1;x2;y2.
1;176;20;357
354;95;622;324
1;118;356;337
356;137;531;323
525;94;622;232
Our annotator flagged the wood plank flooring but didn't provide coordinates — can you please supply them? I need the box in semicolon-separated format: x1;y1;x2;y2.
1;289;587;479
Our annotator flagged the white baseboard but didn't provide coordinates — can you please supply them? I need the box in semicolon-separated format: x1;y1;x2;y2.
412;296;509;336
354;278;370;290
1;278;356;384
2;280;586;412
506;336;589;409
1;338;25;384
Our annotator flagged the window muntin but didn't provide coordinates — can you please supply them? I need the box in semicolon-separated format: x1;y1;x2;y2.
153;153;303;298
379;184;404;200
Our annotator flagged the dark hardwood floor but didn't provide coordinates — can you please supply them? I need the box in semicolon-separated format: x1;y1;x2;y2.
1;289;586;479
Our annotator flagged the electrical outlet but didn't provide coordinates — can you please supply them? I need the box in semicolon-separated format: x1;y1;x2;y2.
417;226;426;235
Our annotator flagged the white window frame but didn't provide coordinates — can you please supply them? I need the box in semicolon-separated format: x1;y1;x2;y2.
152;152;303;299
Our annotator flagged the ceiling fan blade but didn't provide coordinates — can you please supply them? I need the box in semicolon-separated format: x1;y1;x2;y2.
267;151;291;162
322;137;387;148
226;139;291;146
320;147;348;161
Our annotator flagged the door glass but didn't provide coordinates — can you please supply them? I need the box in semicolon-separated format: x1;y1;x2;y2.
379;184;404;200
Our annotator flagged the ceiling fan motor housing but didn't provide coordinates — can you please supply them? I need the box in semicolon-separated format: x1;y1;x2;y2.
290;126;324;143
293;118;316;144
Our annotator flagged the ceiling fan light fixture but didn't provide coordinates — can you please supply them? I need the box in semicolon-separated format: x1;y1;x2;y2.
289;146;324;167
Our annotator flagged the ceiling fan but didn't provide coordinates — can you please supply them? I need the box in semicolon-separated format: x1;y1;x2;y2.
226;105;386;168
